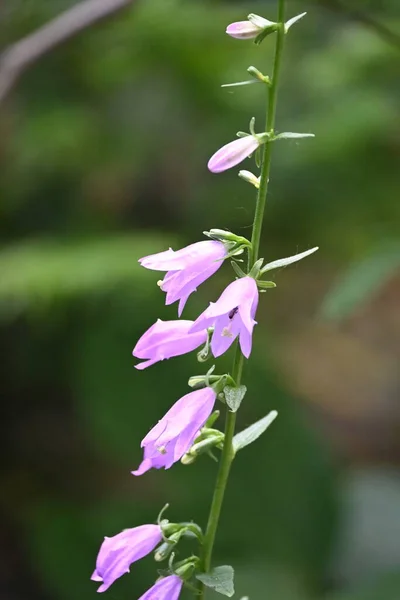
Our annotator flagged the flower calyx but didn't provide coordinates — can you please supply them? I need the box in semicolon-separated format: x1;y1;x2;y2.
181;427;224;465
203;228;252;259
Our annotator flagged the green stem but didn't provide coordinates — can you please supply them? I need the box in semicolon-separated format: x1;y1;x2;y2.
198;1;286;597
250;0;286;264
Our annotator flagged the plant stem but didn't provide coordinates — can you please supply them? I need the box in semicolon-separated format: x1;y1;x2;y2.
250;0;286;264
198;1;286;596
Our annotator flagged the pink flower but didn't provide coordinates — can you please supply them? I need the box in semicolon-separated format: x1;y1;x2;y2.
132;388;216;476
208;135;260;173
226;21;263;39
139;240;226;316
133;319;207;370
226;14;278;40
91;525;162;592
138;575;183;600
189;277;258;358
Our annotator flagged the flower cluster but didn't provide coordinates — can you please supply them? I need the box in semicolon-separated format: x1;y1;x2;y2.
92;6;316;599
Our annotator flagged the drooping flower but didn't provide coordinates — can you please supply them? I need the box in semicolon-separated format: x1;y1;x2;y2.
133;319;207;370
189;277;258;358
138;575;183;600
139;240;226;316
91;524;162;593
226;14;277;40
208;135;260;173
132;388;216;476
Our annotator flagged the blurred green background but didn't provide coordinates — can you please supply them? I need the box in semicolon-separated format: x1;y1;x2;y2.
1;0;400;599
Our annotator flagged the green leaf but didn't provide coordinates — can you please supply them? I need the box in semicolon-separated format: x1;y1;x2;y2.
224;385;247;412
221;80;260;88
320;241;400;321
196;565;235;597
233;411;278;453
285;12;307;33
274;132;315;140
260;247;319;274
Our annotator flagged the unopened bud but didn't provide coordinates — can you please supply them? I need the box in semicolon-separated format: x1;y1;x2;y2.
238;170;260;189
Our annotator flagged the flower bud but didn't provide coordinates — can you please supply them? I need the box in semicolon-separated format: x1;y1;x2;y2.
226;14;278;40
208;135;260;173
238;170;260;189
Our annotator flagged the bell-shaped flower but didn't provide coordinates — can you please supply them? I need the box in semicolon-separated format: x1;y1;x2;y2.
226;14;278;40
138;575;183;600
133;319;207;370
208;135;260;173
189;277;258;358
91;524;162;592
139;240;226;316
132;388;216;476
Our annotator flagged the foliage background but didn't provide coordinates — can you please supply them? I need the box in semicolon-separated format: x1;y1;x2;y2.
1;1;399;599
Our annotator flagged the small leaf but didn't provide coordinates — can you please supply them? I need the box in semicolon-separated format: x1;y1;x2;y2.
285;12;307;33
222;80;260;88
260;247;318;274
233;411;278;453
231;261;247;279
257;280;276;289
196;565;235;597
224;385;247;412
274;132;315;140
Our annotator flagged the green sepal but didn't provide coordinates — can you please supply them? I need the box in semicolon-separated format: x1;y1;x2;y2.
248;258;264;278
196;565;235;597
223;385;247;412
203;229;251;248
233;410;278;453
254;24;279;45
231;261;247;279
255;146;261;168
256;280;276;289
236;131;250;138
249;117;256;136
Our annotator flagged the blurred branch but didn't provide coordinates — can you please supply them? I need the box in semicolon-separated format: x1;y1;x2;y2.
0;0;135;104
316;0;400;50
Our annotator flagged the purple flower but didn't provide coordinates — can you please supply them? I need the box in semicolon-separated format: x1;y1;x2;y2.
189;277;258;358
138;575;183;600
133;319;208;370
132;388;216;476
139;241;226;316
91;524;162;593
226;15;277;40
226;21;263;39
208;135;260;173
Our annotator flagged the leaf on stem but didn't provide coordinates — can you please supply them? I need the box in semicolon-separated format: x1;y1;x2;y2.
260;247;319;274
224;385;247;412
196;565;235;597
233;411;278;453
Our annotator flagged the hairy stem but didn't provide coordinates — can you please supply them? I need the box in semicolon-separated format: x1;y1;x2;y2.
198;0;286;596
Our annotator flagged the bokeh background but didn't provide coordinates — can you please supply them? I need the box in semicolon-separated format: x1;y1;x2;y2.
1;0;400;599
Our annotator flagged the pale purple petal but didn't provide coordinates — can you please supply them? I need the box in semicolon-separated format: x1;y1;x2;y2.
133;319;207;369
132;388;216;475
189;277;259;359
208;136;260;173
210;313;238;357
138;575;183;600
92;525;162;592
139;241;226;314
226;21;262;39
